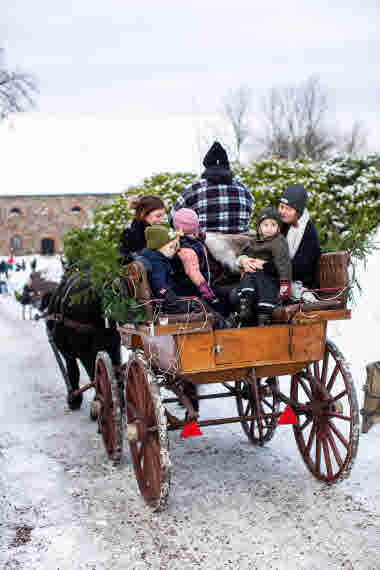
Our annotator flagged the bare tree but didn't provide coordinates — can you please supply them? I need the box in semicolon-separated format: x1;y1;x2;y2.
259;76;335;160
220;85;253;162
0;49;37;120
337;120;367;155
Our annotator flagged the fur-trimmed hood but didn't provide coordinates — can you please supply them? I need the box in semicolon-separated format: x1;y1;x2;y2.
205;232;257;273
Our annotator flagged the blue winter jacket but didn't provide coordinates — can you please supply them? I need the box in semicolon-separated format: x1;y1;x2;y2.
140;248;176;298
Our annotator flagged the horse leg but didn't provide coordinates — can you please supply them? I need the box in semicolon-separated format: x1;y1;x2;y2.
80;351;101;421
65;357;83;410
87;330;123;421
172;378;199;420
183;381;199;415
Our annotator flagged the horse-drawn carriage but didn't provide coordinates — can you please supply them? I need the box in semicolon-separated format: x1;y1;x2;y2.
84;248;359;511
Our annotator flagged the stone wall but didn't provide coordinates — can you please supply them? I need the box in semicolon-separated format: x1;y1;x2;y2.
0;193;119;255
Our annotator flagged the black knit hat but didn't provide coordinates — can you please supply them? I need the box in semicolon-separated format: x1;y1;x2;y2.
280;185;307;216
203;141;230;169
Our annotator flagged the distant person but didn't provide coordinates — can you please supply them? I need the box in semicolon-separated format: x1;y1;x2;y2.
30;258;37;272
0;260;8;279
118;195;166;264
170;141;254;234
21;280;34;305
21;259;26;271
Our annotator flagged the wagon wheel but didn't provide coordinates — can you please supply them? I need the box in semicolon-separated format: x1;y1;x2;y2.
235;376;279;446
125;353;170;511
290;339;359;483
95;351;124;464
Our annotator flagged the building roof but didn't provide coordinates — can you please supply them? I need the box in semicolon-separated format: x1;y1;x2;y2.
0;192;120;199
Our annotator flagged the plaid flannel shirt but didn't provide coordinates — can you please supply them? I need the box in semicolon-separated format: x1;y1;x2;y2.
170;178;254;234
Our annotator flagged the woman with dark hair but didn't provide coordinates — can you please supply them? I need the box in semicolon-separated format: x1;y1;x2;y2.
118;195;166;263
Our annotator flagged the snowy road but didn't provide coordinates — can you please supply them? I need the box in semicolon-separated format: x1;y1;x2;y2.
1;289;380;569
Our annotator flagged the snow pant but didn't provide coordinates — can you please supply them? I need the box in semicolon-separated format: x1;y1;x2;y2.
230;272;280;317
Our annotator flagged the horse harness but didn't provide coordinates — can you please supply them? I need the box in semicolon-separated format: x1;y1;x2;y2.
46;273;99;333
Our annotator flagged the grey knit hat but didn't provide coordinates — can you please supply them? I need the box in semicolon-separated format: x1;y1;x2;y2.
256;205;282;227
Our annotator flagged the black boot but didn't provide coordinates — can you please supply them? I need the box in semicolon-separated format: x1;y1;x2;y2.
239;293;254;324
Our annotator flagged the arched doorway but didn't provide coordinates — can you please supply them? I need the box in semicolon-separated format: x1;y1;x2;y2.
40;238;55;255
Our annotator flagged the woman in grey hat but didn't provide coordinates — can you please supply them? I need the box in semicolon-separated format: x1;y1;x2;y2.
278;184;321;301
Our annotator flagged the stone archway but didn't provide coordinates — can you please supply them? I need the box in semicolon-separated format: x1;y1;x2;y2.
40;238;55;255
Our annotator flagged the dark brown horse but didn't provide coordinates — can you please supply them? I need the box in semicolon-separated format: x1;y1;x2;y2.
42;272;121;411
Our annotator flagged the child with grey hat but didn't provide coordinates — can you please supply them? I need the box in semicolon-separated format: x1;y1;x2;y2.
232;205;292;326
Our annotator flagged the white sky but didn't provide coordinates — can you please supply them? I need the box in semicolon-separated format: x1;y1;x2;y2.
1;0;380;195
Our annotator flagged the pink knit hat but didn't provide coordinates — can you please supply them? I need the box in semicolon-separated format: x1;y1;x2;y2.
173;208;199;235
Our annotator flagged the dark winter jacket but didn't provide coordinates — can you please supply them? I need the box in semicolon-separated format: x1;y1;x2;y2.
140;248;176;299
118;219;148;263
171;235;210;297
241;233;292;281
282;220;321;288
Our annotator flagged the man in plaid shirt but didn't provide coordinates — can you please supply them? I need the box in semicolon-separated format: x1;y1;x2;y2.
170;142;254;234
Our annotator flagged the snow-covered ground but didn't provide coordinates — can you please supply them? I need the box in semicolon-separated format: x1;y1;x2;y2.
1;249;380;569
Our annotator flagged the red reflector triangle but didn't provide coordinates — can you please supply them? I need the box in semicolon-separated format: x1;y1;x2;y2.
278;405;298;425
180;421;203;438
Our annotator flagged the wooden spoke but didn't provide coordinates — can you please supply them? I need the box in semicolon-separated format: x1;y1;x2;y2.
313;360;321;382
95;351;124;464
297;376;313;400
321;349;329;385
326;363;340;392
261;397;275;412
325;431;343;468
315;435;322;473
299;417;312;432
327;412;352;421
291;340;359;483
327;420;349;450
305;422;317;456
235;377;279;446
322;438;333;479
329;390;348;404
125;353;170;511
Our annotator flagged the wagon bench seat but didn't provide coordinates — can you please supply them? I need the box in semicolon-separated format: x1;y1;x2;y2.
123;250;350;328
123;259;216;326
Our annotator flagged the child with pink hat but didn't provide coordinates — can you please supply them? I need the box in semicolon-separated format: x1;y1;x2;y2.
172;208;219;306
